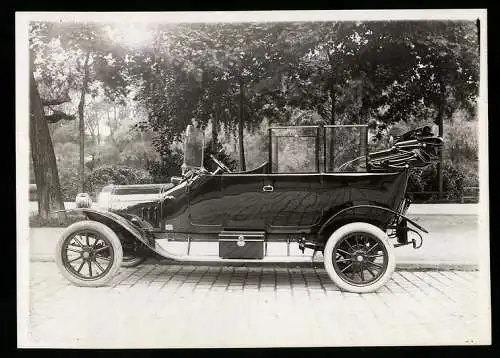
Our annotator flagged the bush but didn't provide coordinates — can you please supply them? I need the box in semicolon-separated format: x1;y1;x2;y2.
146;148;184;183
407;116;478;202
407;160;466;202
85;165;153;196
29;212;85;228
443;115;479;188
59;170;82;202
444;113;478;163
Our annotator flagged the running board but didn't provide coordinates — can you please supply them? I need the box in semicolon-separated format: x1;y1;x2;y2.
160;255;315;264
141;237;320;264
152;239;319;263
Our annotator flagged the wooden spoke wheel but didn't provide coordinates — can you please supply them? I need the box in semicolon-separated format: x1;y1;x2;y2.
324;222;395;293
55;221;123;287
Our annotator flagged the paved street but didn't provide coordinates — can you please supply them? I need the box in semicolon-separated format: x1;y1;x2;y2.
22;262;489;348
22;203;488;347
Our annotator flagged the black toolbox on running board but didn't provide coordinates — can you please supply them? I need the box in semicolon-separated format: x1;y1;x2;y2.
218;231;265;259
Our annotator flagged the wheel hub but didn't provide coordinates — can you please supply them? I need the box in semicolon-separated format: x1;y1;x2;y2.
352;249;366;263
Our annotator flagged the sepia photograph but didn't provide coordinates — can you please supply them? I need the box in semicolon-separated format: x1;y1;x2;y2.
16;10;489;348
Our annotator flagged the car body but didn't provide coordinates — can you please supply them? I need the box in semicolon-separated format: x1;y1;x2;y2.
55;124;442;293
75;193;92;208
97;183;174;212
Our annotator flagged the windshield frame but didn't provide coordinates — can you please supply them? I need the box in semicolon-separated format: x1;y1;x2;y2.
183;125;206;174
267;124;369;174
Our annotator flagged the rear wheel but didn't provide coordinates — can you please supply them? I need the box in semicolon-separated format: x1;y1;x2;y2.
323;222;395;293
55;221;123;287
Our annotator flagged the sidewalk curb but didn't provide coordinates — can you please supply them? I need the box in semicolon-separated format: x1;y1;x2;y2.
31;255;478;271
406;204;478;216
395;261;478;271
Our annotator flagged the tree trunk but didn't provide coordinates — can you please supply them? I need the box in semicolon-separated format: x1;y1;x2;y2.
359;80;367;167
106;106;117;146
438;86;445;138
29;58;64;218
211;105;219;153
78;52;91;193
97;120;100;145
272;134;279;172
238;79;246;171
324;51;337;172
88;121;96;145
106;107;112;139
328;81;336;172
109;104;118;145
437;80;446;199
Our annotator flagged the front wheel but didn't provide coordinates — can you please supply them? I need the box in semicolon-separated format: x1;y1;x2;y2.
323;222;395;293
121;253;146;267
55;221;123;287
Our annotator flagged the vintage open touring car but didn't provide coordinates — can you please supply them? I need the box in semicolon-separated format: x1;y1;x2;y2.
54;123;443;293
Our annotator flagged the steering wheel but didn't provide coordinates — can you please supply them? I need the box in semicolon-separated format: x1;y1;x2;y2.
210;154;232;173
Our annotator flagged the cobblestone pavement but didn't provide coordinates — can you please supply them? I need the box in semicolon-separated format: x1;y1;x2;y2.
23;262;489;348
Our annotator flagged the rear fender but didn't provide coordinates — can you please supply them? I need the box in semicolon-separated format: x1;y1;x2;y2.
317;204;428;241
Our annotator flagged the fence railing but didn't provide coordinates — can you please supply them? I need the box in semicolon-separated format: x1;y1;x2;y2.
461;186;480;203
407;188;479;204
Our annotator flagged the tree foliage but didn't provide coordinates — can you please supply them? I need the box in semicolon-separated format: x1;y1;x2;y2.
125;20;478;175
31;21;132;193
30;19;480;203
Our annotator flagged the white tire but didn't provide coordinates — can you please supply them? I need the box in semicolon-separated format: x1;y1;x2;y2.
55;220;123;287
323;222;395;293
121;254;146;267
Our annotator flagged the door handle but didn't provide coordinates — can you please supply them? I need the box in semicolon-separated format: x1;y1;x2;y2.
262;185;274;192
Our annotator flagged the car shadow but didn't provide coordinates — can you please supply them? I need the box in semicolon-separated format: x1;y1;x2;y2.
115;261;338;292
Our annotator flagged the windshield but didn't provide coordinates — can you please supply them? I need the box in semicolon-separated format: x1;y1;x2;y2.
325;125;368;172
183;125;205;170
269;127;320;173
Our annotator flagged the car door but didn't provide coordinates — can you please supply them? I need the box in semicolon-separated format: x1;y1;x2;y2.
219;174;267;230
188;174;224;228
262;174;324;229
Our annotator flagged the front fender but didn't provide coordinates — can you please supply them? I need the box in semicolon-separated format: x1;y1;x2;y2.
53;208;154;247
317;204;428;239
